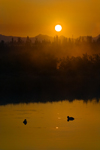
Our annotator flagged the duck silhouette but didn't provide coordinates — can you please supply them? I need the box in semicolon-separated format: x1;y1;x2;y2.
67;116;74;121
23;119;27;125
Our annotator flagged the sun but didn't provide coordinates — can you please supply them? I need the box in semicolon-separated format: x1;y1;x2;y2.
55;25;62;32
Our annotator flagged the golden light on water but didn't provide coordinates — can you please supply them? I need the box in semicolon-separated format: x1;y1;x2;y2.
0;100;100;150
55;25;62;32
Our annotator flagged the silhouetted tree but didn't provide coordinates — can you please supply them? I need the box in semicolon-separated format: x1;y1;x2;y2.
17;37;23;44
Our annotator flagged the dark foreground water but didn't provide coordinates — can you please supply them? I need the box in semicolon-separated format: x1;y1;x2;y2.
0;99;100;150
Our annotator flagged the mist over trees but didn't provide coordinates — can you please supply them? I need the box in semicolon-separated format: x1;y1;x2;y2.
0;35;100;104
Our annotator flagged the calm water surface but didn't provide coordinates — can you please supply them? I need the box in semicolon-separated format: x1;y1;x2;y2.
0;100;100;150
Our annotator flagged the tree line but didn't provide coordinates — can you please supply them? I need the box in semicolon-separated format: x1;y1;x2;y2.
0;35;100;104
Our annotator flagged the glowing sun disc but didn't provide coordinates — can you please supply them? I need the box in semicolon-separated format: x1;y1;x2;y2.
55;25;62;32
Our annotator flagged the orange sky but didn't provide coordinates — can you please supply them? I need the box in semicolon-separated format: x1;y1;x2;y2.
0;0;100;37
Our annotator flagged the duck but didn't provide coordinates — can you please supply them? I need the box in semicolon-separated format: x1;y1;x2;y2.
67;116;74;121
23;119;27;125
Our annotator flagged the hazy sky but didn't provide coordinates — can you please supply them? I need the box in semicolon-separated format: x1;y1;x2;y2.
0;0;100;37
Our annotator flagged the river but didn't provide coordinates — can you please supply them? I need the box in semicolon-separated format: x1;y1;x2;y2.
0;99;100;150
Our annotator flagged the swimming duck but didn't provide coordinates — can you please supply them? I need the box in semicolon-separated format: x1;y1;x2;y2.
67;116;74;121
23;119;27;125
